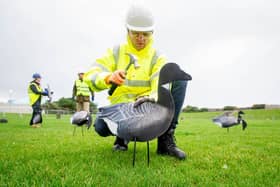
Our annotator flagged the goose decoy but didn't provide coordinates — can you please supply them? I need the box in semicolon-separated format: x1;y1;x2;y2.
0;118;8;123
96;63;192;166
212;111;247;132
70;111;92;136
32;114;42;124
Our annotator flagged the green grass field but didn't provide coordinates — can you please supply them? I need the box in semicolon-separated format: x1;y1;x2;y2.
0;109;279;186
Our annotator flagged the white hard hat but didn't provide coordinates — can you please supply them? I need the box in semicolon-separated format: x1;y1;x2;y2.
126;5;154;32
77;68;85;74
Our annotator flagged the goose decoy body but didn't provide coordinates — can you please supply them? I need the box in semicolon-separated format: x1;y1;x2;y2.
32;114;42;124
212;111;247;131
96;63;192;142
70;111;92;135
96;63;191;166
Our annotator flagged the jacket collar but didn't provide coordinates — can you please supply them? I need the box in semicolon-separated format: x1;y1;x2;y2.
126;35;155;57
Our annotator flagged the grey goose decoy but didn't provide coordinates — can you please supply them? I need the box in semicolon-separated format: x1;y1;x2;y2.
70;111;92;136
212;111;247;132
96;62;192;165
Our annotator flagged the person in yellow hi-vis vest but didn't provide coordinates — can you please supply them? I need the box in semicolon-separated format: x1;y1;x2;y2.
84;5;189;160
28;73;49;128
72;71;94;113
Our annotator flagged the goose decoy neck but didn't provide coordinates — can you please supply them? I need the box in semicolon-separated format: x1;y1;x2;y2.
157;85;175;109
241;119;247;130
237;111;244;123
156;63;191;108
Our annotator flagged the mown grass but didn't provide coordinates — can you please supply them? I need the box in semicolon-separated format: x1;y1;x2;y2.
0;109;279;186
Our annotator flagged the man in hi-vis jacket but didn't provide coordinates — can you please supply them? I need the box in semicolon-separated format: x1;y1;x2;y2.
84;5;189;160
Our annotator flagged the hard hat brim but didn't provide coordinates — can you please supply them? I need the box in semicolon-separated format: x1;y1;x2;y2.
126;24;154;32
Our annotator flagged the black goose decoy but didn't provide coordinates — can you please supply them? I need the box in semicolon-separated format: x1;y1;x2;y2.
70;111;92;136
0;118;8;123
96;63;192;165
212;111;247;132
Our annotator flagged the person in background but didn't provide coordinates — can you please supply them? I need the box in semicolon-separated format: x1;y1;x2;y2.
72;71;94;113
27;73;49;128
84;5;189;160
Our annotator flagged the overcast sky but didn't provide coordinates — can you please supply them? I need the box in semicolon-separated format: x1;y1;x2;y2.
0;0;279;108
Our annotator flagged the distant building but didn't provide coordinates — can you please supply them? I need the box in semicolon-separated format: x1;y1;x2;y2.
0;103;32;114
265;104;280;109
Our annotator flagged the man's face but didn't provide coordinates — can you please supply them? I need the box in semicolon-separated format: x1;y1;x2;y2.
78;73;84;79
128;30;153;51
35;78;41;84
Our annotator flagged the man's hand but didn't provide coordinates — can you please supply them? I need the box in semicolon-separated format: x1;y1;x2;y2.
105;70;126;85
91;95;94;101
133;96;155;108
41;88;49;96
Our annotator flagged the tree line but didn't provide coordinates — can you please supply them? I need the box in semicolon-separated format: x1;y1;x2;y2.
42;97;98;114
182;104;267;113
43;98;267;114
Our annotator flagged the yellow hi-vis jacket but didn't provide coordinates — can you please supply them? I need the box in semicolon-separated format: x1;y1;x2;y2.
75;79;91;96
84;36;166;105
28;82;42;106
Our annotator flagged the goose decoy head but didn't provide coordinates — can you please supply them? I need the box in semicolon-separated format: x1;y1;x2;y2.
158;63;192;85
238;111;245;115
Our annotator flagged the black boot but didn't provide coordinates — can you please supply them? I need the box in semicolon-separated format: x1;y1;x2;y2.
157;129;186;160
113;136;128;151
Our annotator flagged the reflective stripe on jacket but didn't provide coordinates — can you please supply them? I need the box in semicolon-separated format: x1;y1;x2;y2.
84;35;166;105
28;82;42;106
75;79;91;96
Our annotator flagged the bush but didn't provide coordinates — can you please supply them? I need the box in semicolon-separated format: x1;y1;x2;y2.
251;104;265;109
199;108;208;112
42;97;98;113
223;106;237;111
182;105;200;113
55;97;76;111
42;102;60;110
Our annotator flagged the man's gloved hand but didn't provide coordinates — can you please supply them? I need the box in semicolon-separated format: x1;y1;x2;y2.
133;96;155;108
42;88;49;96
91;95;94;101
105;70;126;85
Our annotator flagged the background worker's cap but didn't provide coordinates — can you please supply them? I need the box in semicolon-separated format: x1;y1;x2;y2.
32;73;41;79
125;5;154;32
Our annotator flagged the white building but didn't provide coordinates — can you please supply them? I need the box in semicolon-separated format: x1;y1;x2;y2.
0;103;32;114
